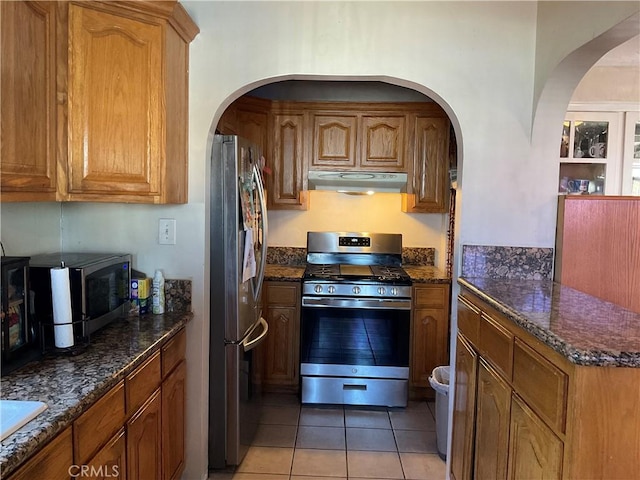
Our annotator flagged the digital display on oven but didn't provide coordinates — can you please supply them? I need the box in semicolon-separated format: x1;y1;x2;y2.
339;236;371;247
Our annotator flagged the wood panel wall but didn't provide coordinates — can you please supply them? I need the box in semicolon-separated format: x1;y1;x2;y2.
554;196;640;313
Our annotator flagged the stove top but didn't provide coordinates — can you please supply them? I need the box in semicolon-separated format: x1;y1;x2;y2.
303;232;412;300
303;263;412;285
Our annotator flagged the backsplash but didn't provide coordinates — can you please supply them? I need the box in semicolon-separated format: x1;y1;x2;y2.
403;248;435;266
165;279;192;312
267;247;307;266
267;246;436;267
461;245;553;280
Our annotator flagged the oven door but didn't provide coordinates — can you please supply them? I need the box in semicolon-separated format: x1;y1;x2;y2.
300;295;410;406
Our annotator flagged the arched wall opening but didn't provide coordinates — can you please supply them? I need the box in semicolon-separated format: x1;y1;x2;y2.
205;75;465;274
531;12;640;212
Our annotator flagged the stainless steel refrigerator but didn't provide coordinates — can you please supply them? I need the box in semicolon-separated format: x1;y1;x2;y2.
209;135;269;469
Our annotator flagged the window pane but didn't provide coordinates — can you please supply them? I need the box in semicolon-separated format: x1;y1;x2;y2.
573;121;608;159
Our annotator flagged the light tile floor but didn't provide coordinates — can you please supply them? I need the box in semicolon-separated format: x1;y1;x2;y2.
209;394;446;480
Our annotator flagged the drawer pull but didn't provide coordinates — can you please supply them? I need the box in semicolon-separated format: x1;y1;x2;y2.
343;384;367;391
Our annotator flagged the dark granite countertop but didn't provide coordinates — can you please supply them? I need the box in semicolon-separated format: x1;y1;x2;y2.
404;265;450;284
265;264;305;282
0;312;192;477
459;277;640;367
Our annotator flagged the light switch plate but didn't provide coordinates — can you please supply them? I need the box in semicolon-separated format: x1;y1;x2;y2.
158;218;176;245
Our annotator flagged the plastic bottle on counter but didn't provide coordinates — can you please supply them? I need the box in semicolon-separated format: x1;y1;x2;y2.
152;269;165;314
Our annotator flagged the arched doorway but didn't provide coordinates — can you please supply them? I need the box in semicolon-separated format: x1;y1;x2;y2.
210;76;462;274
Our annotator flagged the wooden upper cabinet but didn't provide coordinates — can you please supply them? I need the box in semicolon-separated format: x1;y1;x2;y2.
311;114;357;168
66;2;198;203
360;115;406;170
1;0;199;203
0;1;58;201
269;112;308;209
216;98;451;211
68;4;164;199
403;115;450;213
310;109;407;172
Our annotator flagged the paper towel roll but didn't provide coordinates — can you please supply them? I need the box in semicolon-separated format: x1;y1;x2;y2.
50;267;75;348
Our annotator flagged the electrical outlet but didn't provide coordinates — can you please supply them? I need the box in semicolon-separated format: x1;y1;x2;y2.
158;218;176;245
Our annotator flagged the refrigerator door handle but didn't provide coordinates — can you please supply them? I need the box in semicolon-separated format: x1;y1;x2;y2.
253;164;268;302
242;316;268;352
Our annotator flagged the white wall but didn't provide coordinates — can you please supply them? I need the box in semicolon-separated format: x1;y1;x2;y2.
1;2;638;479
0;203;62;254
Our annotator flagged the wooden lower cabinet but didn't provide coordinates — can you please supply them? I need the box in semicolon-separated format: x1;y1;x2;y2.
450;334;478;480
452;291;640;480
474;359;511;480
410;284;450;399
7;427;73;480
6;328;187;480
74;381;126;465
260;281;301;391
508;395;563;480
128;390;162;480
84;428;127;480
162;359;187;480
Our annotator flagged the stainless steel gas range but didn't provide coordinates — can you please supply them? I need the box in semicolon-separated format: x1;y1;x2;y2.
300;231;412;407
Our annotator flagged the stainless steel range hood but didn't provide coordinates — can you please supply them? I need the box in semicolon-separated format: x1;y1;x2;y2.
308;170;408;194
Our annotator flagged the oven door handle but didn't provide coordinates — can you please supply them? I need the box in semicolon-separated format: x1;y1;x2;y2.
302;296;411;310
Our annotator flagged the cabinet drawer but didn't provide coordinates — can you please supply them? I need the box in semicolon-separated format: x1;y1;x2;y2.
126;349;161;414
512;338;568;433
266;284;299;305
74;381;125;464
457;295;480;346
8;427;73;480
414;285;447;308
162;328;186;379
479;313;514;379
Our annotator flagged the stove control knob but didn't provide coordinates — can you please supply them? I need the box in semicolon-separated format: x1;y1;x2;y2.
314;285;323;294
390;287;399;296
378;287;386;295
327;286;336;294
352;286;361;294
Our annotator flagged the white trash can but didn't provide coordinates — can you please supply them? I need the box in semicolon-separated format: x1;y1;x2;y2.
429;365;450;460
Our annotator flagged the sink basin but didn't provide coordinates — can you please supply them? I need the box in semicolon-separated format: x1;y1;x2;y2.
0;400;48;441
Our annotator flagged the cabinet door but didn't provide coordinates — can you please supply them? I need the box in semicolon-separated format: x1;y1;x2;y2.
237;108;269;158
0;1;57;201
217;105;238;135
74;381;126;465
473;359;511;480
7;427;73;480
263;305;300;387
128;390;162;480
507;395;563;480
450;334;478;480
359;115;406;170
68;4;163;197
410;285;449;395
84;428;127;480
262;282;301;389
311;114;357;168
162;360;186;480
559;112;622;195
405;116;450;213
270;113;307;209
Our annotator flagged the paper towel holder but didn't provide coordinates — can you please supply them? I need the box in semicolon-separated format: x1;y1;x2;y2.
40;318;90;356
